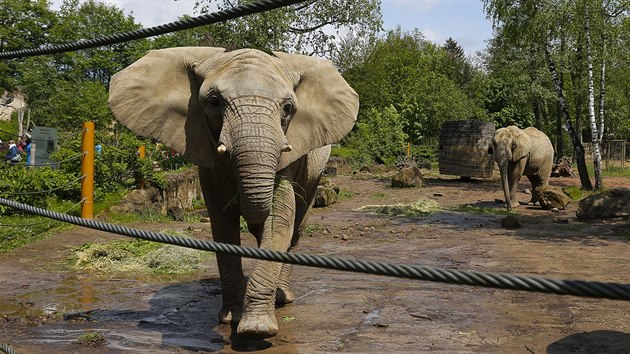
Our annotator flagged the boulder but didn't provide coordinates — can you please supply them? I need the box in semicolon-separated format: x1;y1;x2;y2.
577;188;630;220
533;185;571;210
391;167;426;188
326;156;352;174
501;215;522;228
110;188;161;214
314;181;340;208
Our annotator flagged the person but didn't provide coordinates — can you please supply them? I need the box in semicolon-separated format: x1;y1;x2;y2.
25;138;32;166
5;140;21;164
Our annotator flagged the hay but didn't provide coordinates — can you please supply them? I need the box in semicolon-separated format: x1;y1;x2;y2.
72;233;210;275
357;198;440;216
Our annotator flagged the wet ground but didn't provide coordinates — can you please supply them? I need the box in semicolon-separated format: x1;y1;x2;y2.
1;171;629;353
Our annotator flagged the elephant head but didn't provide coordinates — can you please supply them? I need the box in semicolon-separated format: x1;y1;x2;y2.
492;126;531;211
108;47;358;224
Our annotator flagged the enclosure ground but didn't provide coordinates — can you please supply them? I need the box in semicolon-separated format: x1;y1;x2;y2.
1;171;629;353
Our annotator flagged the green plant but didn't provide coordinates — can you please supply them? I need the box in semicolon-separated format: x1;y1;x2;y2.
75;332;106;347
338;189;353;200
370;192;388;200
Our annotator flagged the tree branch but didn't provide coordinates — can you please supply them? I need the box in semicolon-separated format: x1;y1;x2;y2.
288;20;336;33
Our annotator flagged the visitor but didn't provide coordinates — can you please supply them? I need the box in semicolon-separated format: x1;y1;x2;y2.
5;140;21;164
25;138;32;166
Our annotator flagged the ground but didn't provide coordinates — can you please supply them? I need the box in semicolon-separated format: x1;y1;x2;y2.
1;169;629;353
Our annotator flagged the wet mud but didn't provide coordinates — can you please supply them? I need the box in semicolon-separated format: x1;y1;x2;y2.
1;173;629;353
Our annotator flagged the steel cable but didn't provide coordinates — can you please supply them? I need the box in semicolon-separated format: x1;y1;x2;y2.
0;0;310;59
1;197;629;301
0;343;17;354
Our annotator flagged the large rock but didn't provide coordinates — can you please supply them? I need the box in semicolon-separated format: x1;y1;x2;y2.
314;181;340;208
577;188;630;220
326;156;352;174
533;185;571;210
391;167;426;188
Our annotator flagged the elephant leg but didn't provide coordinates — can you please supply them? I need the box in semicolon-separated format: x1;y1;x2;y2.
508;161;526;208
238;178;296;339
527;174;544;204
275;146;329;306
199;168;245;325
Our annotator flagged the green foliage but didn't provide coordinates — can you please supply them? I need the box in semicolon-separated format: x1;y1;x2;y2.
345;106;407;165
343;28;487;159
0;165;79;210
193;0;382;56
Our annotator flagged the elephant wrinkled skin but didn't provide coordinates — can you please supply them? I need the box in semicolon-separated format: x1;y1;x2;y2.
492;126;554;210
108;47;359;338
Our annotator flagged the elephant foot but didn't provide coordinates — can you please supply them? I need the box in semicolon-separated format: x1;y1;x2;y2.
275;286;294;306
218;306;242;325
237;312;278;339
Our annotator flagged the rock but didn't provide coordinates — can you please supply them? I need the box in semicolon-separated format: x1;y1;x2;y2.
110;188;161;214
323;166;337;177
501;216;522;229
359;166;371;173
417;161;432;170
314;182;340;208
391;167;426;188
577;188;630;220
200;217;210;223
551;156;576;177
167;206;185;221
326;156;352;174
533;185;572;210
523;188;531;195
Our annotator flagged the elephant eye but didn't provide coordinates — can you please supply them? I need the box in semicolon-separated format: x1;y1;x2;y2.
511;141;517;150
282;102;294;119
208;94;221;108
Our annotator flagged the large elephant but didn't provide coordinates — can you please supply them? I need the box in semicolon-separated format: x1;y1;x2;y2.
108;47;358;338
492;126;554;210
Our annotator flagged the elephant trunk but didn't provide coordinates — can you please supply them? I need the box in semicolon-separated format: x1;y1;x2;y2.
223;101;282;225
500;167;511;211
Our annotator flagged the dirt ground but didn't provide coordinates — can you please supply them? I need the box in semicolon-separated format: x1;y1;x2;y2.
1;169;629;353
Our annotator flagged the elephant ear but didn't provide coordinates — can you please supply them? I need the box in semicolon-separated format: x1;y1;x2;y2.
512;131;532;162
109;47;226;169
273;52;359;170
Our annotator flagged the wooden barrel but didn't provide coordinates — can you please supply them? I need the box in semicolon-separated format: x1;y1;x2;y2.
438;120;495;178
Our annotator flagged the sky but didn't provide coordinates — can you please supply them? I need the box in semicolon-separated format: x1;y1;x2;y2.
50;0;494;56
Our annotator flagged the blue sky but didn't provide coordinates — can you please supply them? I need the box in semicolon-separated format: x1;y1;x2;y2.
51;0;494;55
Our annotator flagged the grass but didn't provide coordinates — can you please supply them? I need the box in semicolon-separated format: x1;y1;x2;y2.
338;189;353;200
447;204;513;215
71;229;211;275
370;192;388;200
75;332;106;347
103;206;171;223
357;198;440;216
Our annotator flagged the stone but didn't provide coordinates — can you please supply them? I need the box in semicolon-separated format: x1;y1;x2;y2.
577;188;630;220
391;167;426;188
167;206;185;221
501;215;522;228
314;181;340;208
326;156;352;174
359;166;371;173
533;185;572;210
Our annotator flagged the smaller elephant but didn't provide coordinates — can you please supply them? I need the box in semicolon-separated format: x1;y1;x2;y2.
492;126;554;210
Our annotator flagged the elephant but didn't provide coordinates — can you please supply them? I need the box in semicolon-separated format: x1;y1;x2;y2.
108;47;359;338
492;126;554;211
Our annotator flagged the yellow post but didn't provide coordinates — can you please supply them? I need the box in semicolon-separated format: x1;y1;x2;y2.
137;145;146;189
81;122;95;219
407;143;411;158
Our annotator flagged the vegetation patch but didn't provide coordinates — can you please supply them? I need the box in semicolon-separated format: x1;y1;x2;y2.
357;198;440;216
561;185;600;201
447;204;513;215
71;231;210;275
74;332;106;347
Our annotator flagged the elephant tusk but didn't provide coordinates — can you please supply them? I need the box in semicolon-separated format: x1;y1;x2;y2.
217;144;227;155
281;144;292;152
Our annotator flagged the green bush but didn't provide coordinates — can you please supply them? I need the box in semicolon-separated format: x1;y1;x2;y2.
0;165;78;211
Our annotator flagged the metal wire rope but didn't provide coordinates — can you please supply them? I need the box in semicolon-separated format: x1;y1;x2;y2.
1;197;629;301
0;198;84;227
0;0;311;59
0;175;83;196
0;343;18;354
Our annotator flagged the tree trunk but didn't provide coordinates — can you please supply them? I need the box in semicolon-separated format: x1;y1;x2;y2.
585;6;604;190
598;37;606;143
544;43;593;190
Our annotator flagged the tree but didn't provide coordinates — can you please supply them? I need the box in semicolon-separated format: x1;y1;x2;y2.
0;0;56;90
193;0;382;56
483;0;594;190
343;28;486;152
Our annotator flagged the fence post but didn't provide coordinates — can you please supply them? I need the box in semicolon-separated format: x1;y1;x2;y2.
137;145;146;189
81;122;95;219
